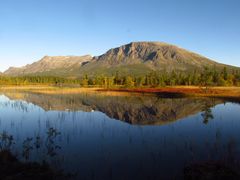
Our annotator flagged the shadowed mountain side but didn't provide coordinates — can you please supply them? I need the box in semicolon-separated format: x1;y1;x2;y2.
3;92;223;125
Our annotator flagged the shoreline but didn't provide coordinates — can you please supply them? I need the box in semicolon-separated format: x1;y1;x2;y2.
98;86;240;98
1;85;240;100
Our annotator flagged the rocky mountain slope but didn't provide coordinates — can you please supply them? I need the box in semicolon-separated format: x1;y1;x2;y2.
80;42;232;76
4;42;238;77
4;55;92;76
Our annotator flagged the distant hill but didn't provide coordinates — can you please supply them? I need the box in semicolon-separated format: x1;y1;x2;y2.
4;55;92;76
4;42;239;77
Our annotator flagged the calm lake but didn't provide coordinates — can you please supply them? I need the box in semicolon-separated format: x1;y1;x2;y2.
0;91;240;179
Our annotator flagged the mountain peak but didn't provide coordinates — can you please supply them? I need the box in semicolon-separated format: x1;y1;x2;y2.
96;41;208;66
123;41;179;50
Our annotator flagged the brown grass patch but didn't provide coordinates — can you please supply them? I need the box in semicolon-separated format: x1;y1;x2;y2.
1;85;240;99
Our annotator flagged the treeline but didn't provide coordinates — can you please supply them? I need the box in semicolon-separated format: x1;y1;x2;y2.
1;67;240;87
79;67;240;87
0;76;81;86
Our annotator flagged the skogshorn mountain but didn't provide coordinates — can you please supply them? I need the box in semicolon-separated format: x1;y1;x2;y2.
4;42;238;77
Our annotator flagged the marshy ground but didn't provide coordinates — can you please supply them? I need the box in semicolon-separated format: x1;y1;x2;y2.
1;85;240;100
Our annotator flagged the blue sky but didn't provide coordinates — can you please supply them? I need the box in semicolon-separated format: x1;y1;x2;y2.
0;0;240;72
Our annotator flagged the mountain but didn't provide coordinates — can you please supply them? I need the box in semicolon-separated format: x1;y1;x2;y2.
4;42;238;77
4;55;92;76
79;42;237;76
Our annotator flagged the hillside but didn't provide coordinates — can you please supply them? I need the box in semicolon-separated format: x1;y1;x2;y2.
4;55;92;76
4;42;238;77
79;42;231;76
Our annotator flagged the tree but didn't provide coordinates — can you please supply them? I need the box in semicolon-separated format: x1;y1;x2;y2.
81;75;89;87
136;76;145;87
222;67;228;80
114;71;121;85
200;67;213;87
124;76;135;88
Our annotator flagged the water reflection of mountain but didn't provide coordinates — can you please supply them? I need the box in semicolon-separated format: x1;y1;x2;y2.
3;92;223;125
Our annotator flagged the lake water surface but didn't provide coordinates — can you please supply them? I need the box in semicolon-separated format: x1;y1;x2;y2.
0;91;240;179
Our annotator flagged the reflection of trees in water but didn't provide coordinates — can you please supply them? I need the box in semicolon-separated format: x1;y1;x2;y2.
46;128;61;157
201;101;214;124
34;135;42;149
22;137;33;160
0;127;62;164
0;131;15;151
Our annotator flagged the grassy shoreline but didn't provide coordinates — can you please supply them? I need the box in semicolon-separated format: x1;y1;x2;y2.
98;86;240;99
1;85;240;99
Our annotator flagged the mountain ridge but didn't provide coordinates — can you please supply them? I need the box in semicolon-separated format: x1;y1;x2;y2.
3;41;239;77
4;55;92;76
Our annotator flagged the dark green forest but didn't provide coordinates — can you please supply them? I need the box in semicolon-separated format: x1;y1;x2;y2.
1;67;240;87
